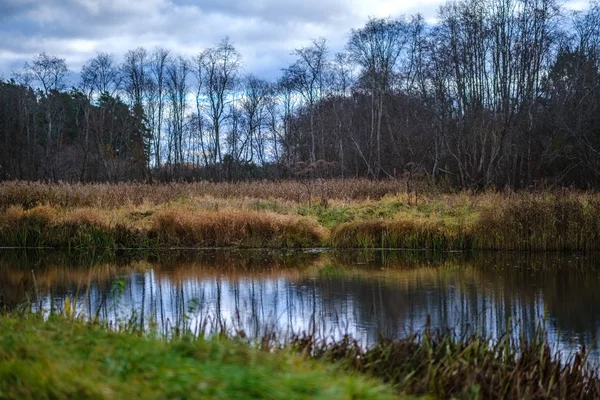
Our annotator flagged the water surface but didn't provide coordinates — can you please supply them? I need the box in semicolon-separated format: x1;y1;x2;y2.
1;249;599;360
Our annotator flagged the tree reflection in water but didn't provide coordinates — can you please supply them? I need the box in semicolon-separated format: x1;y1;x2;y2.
1;249;599;359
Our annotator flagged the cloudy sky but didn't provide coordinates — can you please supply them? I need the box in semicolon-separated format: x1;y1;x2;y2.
0;0;447;81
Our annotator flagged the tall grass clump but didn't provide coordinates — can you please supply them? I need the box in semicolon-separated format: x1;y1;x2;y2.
330;191;600;252
330;218;471;250
0;205;148;250
290;329;600;399
151;208;326;248
0;205;57;247
0;205;326;249
473;192;600;251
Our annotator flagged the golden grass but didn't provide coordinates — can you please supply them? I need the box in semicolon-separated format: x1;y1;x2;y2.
0;179;408;209
0;204;326;249
151;208;326;248
473;192;600;251
330;218;469;249
1;182;600;251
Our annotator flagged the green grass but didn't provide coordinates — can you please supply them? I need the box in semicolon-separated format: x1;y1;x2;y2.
1;312;597;400
298;198;411;228
0;315;396;400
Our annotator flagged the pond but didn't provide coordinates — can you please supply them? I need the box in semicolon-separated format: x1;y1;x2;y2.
1;249;599;360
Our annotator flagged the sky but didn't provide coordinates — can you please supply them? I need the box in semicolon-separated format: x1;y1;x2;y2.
0;0;445;81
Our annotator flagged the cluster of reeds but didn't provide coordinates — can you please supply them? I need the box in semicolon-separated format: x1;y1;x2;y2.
0;179;408;209
330;218;471;249
473;192;600;251
0;204;143;249
151;208;326;248
332;192;600;252
285;329;599;399
0;204;325;249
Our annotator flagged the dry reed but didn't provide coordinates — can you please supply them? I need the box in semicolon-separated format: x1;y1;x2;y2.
330;218;470;250
0;204;326;249
151;208;326;248
0;180;408;209
2;183;600;251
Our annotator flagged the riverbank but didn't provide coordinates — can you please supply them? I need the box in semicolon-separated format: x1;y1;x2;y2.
0;314;396;399
1;181;600;251
0;314;597;399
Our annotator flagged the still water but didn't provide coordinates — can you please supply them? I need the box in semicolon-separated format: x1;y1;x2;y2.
1;249;599;359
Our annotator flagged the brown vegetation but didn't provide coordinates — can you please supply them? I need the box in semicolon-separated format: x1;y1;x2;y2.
330;218;469;250
0;205;325;250
2;182;600;251
151;208;326;248
0;180;407;209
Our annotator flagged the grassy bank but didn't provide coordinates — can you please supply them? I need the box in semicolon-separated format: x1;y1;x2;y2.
2;181;600;251
0;314;395;400
1;314;598;399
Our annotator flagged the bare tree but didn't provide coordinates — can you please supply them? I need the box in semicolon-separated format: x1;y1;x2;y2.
148;48;170;168
238;75;271;164
122;48;149;108
348;18;408;177
166;55;189;166
285;38;329;163
25;53;69;96
198;37;242;169
81;52;121;98
24;53;69;181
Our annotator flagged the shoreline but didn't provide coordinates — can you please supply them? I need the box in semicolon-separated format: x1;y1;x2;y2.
1;313;598;399
2;182;600;252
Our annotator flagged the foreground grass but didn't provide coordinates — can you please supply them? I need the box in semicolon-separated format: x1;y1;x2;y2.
1;313;599;399
2;181;600;251
291;331;600;399
0;315;396;400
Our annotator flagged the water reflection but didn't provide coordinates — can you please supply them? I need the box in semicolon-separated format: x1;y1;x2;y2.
1;249;599;358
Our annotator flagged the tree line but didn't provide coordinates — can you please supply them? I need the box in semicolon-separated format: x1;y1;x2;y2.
1;0;600;189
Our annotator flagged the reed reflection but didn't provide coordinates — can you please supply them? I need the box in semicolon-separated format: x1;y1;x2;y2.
1;250;599;357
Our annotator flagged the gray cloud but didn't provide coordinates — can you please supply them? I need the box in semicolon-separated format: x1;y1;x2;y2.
174;0;352;24
0;0;444;81
0;0;38;21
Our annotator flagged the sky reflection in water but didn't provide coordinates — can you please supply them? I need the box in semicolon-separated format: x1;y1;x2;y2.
1;249;598;361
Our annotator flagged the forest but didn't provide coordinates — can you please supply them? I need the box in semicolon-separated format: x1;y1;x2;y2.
1;0;600;189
